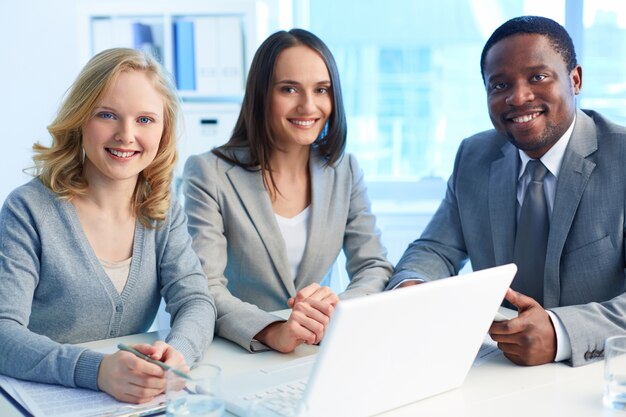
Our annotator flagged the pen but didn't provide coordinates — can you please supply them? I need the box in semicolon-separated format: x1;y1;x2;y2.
117;343;191;380
98;402;166;417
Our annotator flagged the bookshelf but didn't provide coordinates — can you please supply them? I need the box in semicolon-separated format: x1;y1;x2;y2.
78;0;268;100
78;0;269;178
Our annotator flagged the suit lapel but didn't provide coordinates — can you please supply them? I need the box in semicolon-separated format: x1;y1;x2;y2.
543;109;597;307
295;152;334;289
225;165;297;296
489;142;519;266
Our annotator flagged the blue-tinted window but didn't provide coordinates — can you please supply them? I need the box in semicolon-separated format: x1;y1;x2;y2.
579;2;626;123
295;0;626;264
302;0;625;182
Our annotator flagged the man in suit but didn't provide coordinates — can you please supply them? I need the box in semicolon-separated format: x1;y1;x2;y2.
386;16;626;367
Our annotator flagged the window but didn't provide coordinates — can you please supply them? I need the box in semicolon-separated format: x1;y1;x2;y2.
290;0;624;263
306;0;495;180
579;0;626;123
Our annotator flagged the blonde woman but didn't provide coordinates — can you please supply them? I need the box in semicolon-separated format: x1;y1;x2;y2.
0;48;215;403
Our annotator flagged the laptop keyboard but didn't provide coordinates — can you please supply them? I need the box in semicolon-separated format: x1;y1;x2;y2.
241;378;307;416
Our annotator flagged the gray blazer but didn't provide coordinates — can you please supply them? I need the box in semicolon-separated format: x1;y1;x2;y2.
183;149;393;351
387;109;626;367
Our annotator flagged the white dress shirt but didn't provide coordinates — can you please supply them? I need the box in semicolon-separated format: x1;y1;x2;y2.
516;117;576;363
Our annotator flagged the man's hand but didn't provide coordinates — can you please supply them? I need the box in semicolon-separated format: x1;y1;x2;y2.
489;288;557;366
256;284;338;353
397;280;422;288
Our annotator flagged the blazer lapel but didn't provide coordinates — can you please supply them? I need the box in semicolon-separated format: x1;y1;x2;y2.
543;109;597;307
295;152;334;289
489;141;519;266
225;165;297;296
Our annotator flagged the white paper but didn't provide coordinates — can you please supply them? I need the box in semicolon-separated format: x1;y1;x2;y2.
0;341;165;417
473;337;501;367
0;374;165;417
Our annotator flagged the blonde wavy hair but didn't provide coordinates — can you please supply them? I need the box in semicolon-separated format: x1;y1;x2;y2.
32;48;180;228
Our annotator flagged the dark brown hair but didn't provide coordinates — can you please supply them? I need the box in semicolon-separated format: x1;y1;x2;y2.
213;28;347;192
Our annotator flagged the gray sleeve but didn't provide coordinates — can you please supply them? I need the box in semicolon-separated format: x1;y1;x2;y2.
182;155;283;352
551;292;626;367
0;188;103;390
159;200;217;366
340;154;394;299
385;141;471;290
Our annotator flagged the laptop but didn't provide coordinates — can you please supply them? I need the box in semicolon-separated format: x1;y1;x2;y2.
221;263;517;417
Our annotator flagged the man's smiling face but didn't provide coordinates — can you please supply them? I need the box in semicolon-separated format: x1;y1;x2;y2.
483;33;581;158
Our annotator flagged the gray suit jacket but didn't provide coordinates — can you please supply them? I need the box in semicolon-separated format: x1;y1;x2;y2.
183;149;393;351
387;109;626;367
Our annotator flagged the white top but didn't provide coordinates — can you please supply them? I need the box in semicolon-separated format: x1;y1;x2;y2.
275;206;310;281
516;116;576;215
99;257;132;294
517;116;576;363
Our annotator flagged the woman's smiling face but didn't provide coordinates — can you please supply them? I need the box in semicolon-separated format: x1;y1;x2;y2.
268;45;333;151
81;70;165;186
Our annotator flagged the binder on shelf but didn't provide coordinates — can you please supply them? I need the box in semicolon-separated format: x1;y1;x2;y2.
194;16;220;95
174;20;196;91
133;22;162;63
217;16;245;95
84;4;256;99
133;22;153;48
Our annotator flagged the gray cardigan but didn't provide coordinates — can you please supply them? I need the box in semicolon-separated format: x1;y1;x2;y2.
183;149;393;351
0;179;216;390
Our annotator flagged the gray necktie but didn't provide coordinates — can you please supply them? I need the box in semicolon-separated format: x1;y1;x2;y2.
512;160;549;305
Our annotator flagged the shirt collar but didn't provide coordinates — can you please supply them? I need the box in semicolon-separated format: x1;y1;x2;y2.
518;115;576;180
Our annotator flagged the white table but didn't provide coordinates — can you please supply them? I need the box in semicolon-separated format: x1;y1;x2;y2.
83;331;620;416
1;329;620;417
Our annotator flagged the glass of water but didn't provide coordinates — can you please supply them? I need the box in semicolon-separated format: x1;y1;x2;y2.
604;335;626;409
166;364;224;417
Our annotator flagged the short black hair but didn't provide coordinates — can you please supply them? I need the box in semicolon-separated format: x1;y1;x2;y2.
480;15;577;83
